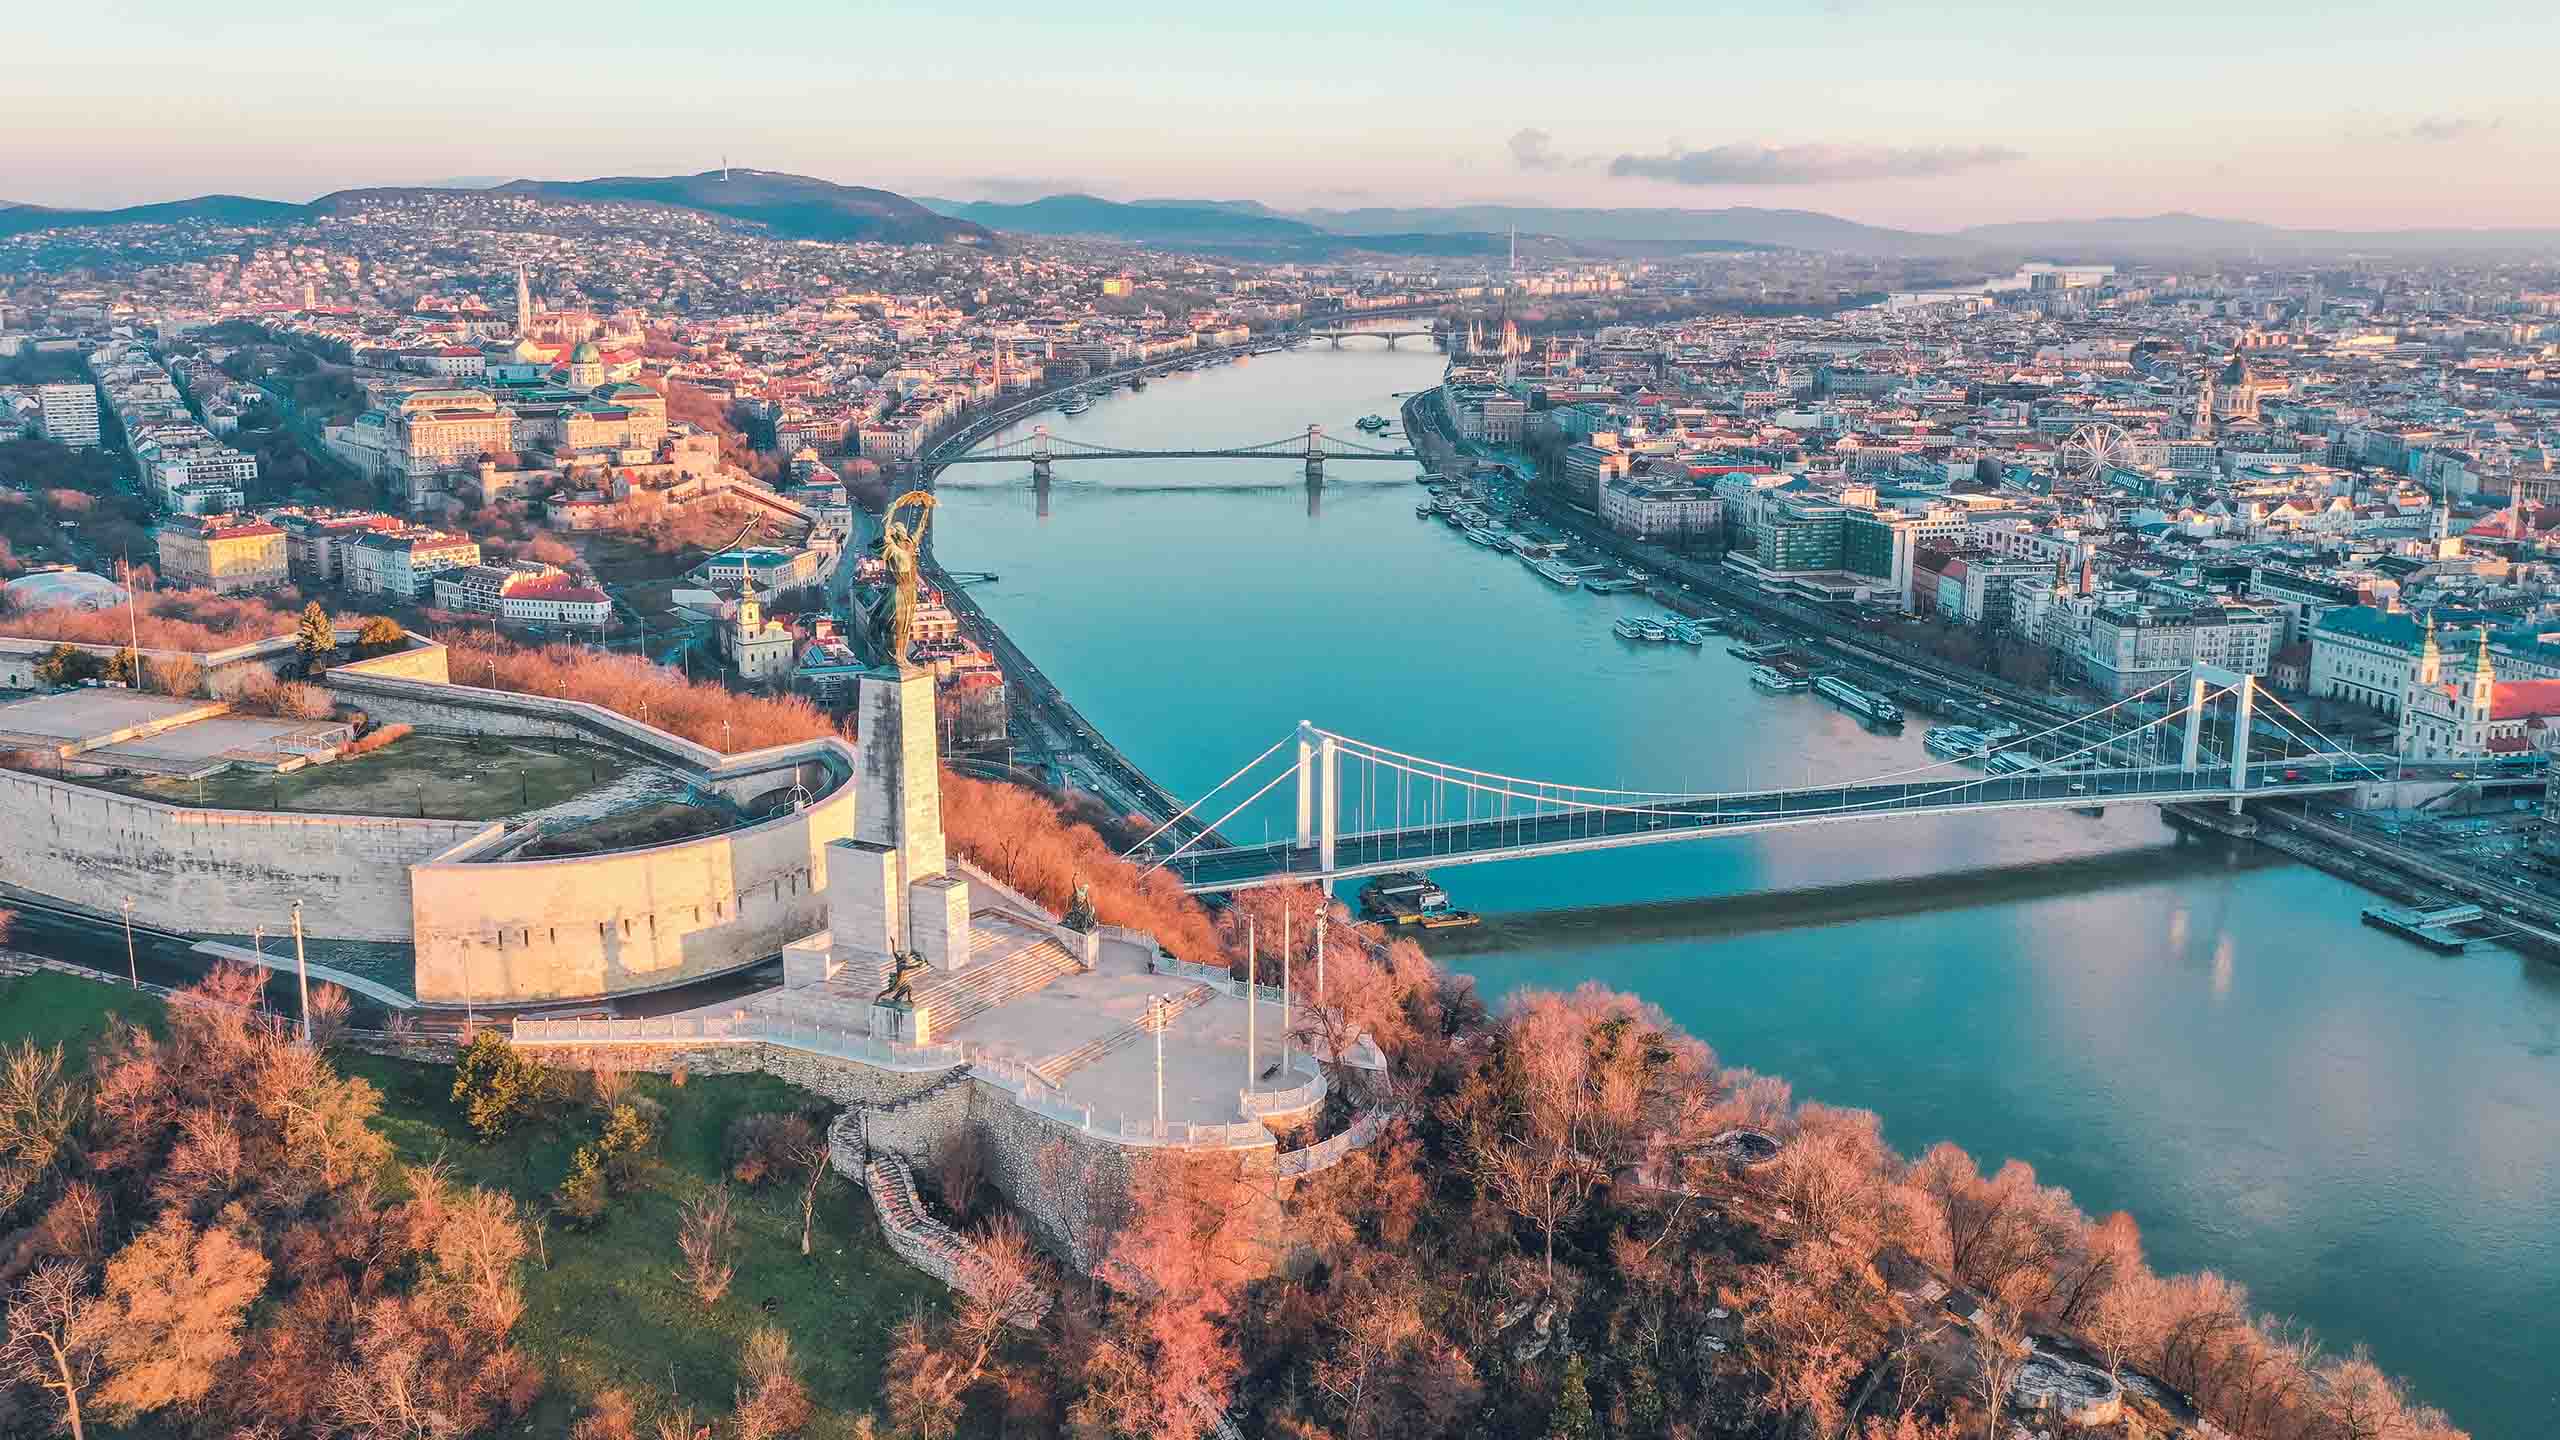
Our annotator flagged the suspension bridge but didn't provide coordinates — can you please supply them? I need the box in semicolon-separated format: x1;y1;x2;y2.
933;423;1415;479
1122;667;2413;894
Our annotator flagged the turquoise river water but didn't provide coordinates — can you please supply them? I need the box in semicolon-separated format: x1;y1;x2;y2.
932;338;2558;1436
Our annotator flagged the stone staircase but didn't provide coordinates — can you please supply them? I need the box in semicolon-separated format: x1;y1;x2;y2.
862;1152;1048;1329
1031;983;1214;1085
801;915;1084;1040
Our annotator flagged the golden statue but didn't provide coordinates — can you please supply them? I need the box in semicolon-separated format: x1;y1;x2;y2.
874;489;937;670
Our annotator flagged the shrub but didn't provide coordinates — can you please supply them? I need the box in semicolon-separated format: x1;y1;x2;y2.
339;722;412;759
450;1032;559;1143
555;1143;610;1228
438;631;840;754
597;1099;662;1188
354;615;407;657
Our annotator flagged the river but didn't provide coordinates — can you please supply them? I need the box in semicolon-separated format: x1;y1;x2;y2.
932;338;2559;1436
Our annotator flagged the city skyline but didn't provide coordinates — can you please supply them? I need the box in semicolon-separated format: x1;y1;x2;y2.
11;0;2556;228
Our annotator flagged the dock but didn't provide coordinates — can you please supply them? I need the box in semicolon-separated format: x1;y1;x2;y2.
2360;903;2484;953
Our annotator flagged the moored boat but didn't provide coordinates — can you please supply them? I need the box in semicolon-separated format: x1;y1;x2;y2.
1815;675;1904;727
1750;665;1808;693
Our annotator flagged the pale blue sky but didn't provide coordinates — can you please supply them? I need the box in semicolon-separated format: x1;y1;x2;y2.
9;0;2554;228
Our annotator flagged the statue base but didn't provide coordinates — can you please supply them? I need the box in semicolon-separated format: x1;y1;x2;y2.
869;1000;934;1046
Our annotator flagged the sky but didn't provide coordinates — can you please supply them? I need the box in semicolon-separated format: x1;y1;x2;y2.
8;0;2557;230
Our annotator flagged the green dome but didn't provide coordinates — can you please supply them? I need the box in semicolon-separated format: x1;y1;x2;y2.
571;341;603;364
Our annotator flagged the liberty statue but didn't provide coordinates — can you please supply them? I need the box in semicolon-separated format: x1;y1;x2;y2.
873;490;938;670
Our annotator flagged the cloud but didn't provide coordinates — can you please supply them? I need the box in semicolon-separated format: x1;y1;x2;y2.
1607;141;2023;186
1509;128;1565;171
2396;115;2496;143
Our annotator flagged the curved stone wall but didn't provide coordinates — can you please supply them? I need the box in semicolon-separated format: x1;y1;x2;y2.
409;751;855;1004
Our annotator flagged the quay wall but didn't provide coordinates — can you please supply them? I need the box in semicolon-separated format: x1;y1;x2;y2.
0;767;490;941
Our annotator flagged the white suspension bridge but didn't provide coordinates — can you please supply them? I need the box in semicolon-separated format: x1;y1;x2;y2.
1122;666;2417;894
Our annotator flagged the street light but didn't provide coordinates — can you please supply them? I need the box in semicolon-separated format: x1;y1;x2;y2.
1151;992;1167;1139
291;900;311;1046
121;897;137;990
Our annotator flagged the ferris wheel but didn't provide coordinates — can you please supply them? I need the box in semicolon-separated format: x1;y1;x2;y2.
2057;423;2133;480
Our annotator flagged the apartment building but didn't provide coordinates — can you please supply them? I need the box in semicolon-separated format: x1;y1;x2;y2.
154;515;289;593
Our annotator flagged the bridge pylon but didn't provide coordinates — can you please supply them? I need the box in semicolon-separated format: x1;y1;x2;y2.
2179;664;2258;814
1030;423;1052;481
1305;423;1325;479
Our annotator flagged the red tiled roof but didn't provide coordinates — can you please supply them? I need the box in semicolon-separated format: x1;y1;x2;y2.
2492;680;2560;720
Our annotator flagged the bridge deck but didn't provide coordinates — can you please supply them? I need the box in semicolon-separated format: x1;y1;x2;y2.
1174;761;2376;892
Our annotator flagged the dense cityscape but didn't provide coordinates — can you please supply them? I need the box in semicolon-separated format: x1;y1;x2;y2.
3;37;2557;1440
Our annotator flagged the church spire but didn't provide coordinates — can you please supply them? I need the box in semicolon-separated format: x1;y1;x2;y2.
2470;624;2496;706
515;264;533;337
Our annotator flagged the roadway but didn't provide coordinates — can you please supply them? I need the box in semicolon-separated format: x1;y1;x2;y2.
1174;759;2378;892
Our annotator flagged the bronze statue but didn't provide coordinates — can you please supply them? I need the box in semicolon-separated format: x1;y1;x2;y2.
873;490;938;670
874;949;929;1009
1063;875;1096;933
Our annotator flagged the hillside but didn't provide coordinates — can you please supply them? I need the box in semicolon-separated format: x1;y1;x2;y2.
488;169;992;245
0;193;305;239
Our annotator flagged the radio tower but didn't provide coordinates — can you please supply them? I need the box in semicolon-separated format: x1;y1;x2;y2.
1507;224;1517;275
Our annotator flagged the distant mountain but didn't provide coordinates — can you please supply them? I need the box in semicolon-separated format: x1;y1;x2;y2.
486;170;989;245
1127;197;1290;219
0;194;306;240
1288;204;1872;255
1950;212;2560;256
421;175;510;190
917;193;1522;259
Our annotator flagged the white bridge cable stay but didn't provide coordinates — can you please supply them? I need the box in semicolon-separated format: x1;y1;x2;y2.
2253;688;2394;780
1328;700;2250;844
1118;731;1296;859
1141;761;1304;874
1310;670;2195;808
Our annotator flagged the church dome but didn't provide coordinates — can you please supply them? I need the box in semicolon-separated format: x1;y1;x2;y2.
571;341;603;364
2218;354;2253;386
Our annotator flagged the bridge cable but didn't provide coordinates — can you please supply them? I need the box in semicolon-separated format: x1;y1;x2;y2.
1140;763;1305;874
1118;731;1298;859
1338;702;2249;831
1308;670;2193;806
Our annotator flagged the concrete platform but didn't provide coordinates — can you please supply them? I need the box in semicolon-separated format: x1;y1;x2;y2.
0;689;208;748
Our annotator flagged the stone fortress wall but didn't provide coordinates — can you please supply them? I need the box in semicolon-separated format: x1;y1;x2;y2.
0;767;495;941
0;635;859;1005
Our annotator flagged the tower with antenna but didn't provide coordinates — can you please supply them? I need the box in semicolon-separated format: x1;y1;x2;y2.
722;153;730;181
1507;224;1517;275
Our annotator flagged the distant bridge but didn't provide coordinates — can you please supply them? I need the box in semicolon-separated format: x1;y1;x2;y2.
1302;328;1440;347
1123;667;2412;893
933;423;1415;479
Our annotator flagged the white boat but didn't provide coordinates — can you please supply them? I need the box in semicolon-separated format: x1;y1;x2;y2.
1463;524;1507;548
1750;665;1808;693
1614;617;1649;640
1535;558;1583;588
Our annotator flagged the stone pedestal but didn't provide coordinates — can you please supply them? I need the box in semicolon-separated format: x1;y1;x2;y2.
870;1000;934;1045
911;873;974;972
857;668;945;878
828;839;904;958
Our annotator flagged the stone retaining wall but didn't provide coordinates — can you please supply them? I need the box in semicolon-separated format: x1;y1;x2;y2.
0;767;493;942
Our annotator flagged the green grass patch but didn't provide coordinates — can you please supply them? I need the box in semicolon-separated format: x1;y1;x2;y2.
0;972;937;1436
0;970;164;1067
105;733;632;820
343;1051;943;1435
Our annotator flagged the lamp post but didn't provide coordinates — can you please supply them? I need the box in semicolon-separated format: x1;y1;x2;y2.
120;897;137;990
1245;917;1257;1093
291;900;311;1046
1151;992;1166;1139
1280;905;1291;1075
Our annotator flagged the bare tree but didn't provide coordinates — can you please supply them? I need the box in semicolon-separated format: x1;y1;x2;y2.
732;1325;814;1440
0;1039;85;1213
675;1186;737;1307
787;1124;835;1258
0;1261;98;1440
1971;1301;2030;1440
304;982;353;1053
951;1214;1048;1371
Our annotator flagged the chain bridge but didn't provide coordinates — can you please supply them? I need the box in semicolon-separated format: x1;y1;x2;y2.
932;422;1415;479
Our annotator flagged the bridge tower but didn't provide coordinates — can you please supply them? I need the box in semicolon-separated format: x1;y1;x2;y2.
2179;664;2258;814
1305;423;1325;480
1030;424;1052;483
1293;722;1340;871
